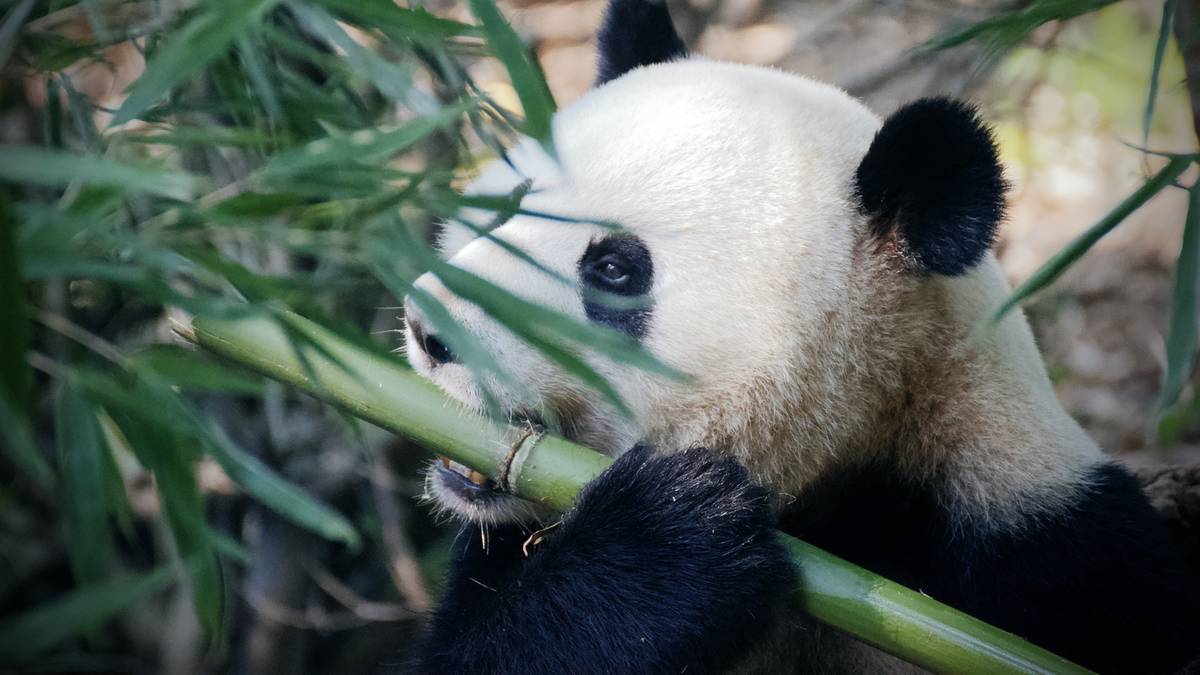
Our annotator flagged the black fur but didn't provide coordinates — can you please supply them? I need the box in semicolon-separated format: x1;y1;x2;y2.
596;0;687;85
855;97;1007;276
414;446;793;674
779;460;1200;674
579;235;655;338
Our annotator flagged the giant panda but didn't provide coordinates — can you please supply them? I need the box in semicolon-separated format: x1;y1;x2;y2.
400;0;1200;672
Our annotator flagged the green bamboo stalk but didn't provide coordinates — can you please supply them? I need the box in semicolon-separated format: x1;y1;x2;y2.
185;310;1090;675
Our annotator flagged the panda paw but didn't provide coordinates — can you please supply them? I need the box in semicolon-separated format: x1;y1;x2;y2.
571;445;781;552
419;446;793;673
545;446;793;668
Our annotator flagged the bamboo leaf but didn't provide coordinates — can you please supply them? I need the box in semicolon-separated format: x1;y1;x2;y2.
236;33;283;123
372;215;678;410
923;0;1117;55
0;146;199;198
210;191;310;218
0;199;31;414
0;564;178;664
119;126;283;148
0;391;54;491
287;3;435;111
55;383;116;585
200;420;362;549
78;366;360;549
1155;181;1200;419
990;157;1191;323
129;345;265;395
468;0;556;151
262;100;470;175
366;231;492;373
431;259;687;381
314;0;479;41
109;409;223;639
0;0;36;72
111;0;282;126
209;528;254;566
403;285;521;417
1145;0;1177;147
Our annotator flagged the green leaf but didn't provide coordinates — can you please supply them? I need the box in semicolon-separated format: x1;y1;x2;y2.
468;0;557;151
1155;181;1200;419
236;33;283;123
403;285;522;416
118;126;283;148
110;0;282;126
314;0;479;41
0;390;54;491
522;322;633;417
1144;0;1177;147
200;421;362;549
0;199;30;414
923;0;1118;55
55;383;116;585
0;564;178;664
990;157;1192;324
78;367;360;549
0;0;36;72
109;410;223;639
0;146;199;198
262;100;470;175
370;213;683;412
209;528;254;566
434;259;686;381
287;3;435;112
129;345;265;395
211;191;310;218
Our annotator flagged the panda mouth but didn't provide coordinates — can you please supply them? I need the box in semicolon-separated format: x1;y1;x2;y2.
430;407;551;499
434;456;496;495
424;408;557;524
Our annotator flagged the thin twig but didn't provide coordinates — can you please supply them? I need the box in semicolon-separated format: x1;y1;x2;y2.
305;562;415;622
371;456;433;613
35;309;125;364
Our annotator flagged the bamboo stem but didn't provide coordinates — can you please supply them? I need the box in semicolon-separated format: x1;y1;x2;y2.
188;310;1089;675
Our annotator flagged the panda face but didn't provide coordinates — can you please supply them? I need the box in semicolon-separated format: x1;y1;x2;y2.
405;60;889;524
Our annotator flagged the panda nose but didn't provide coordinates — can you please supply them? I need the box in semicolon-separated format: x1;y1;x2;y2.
405;303;457;366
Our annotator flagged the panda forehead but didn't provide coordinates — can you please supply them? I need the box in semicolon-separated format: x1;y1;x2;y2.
440;58;882;261
556;59;881;173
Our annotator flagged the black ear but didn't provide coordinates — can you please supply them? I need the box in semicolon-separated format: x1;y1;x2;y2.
596;0;687;85
855;98;1007;276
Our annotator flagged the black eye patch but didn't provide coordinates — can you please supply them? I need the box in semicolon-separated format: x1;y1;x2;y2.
578;235;654;338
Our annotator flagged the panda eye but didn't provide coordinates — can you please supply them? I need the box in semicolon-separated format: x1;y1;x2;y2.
577;234;654;338
578;235;653;297
595;255;630;286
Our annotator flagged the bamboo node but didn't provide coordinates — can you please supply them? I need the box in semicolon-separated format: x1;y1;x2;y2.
500;423;543;493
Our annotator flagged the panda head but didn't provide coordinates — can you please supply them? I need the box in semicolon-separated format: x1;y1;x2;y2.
405;0;1006;524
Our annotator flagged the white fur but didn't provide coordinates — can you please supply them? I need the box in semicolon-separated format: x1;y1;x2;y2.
406;57;1103;529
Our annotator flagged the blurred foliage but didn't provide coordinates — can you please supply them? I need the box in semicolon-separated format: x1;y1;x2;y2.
923;0;1120;57
931;0;1200;438
989;3;1188;167
0;0;667;670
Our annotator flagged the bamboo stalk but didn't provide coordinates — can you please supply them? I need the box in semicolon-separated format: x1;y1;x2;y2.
187;310;1090;675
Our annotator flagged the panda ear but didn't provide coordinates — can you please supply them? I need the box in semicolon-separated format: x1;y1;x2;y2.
855;98;1007;276
596;0;687;85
